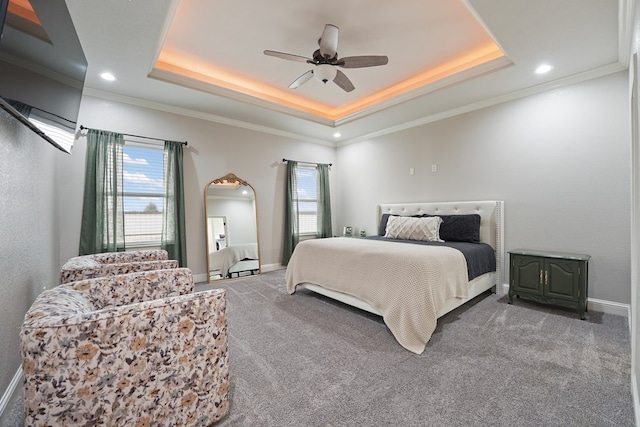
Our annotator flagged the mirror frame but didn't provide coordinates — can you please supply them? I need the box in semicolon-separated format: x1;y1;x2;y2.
204;173;260;283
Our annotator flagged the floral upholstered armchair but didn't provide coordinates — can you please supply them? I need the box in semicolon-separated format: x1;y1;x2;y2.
21;268;230;426
60;250;178;284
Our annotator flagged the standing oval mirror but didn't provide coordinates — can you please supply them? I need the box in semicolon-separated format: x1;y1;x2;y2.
205;173;260;282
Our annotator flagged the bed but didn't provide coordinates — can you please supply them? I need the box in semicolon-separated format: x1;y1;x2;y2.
209;243;259;279
286;200;504;354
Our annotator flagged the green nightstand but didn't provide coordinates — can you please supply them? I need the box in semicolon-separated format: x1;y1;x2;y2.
508;249;590;319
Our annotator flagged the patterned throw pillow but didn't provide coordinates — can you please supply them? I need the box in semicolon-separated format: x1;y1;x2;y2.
384;216;444;242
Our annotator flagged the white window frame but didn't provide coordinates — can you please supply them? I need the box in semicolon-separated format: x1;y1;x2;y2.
296;164;318;237
122;141;165;249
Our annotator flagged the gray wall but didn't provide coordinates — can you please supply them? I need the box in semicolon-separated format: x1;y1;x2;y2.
629;10;640;424
0;109;61;397
62;72;632;303
336;71;630;304
58;95;338;279
0;68;632;416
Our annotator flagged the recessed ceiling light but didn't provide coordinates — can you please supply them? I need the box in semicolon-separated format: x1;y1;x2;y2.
100;72;117;81
333;132;341;138
535;64;553;74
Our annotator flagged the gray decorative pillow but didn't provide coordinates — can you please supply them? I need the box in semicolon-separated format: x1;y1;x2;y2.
384;216;444;242
421;214;481;242
378;213;395;236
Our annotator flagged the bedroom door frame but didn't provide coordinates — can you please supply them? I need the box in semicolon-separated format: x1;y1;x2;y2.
207;216;228;251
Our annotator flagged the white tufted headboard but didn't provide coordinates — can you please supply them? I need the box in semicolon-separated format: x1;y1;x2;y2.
378;201;505;290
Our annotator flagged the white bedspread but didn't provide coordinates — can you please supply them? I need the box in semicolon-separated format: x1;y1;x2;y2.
286;237;469;354
209;243;258;277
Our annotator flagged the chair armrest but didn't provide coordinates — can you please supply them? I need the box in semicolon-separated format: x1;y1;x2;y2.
91;250;169;264
21;288;229;425
66;267;194;309
60;260;178;284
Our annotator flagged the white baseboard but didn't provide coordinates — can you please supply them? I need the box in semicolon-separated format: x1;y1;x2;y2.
196;278;634;318
588;297;631;318
193;272;208;284
194;278;632;319
260;263;285;273
497;282;509;296
501;284;630;318
633;373;640;427
193;263;285;284
0;366;22;419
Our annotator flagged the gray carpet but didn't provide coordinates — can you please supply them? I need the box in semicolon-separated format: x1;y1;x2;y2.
200;270;633;426
4;270;633;426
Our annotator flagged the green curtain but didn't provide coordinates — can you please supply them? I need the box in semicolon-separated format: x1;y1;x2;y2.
281;160;299;266
316;163;333;238
79;129;125;254
162;140;187;267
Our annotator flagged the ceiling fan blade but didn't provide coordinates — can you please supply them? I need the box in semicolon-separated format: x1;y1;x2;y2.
319;24;339;59
264;50;311;64
338;55;389;68
288;70;314;89
333;69;355;92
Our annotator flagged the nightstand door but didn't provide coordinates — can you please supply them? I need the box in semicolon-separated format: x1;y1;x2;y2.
545;259;579;300
512;255;544;296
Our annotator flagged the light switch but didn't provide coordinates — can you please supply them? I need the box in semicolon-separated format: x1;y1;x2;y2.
431;164;438;172
409;167;415;175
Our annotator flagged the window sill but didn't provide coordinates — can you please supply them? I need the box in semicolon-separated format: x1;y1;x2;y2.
126;243;162;251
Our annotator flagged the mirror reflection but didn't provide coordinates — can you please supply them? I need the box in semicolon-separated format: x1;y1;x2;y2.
205;173;260;282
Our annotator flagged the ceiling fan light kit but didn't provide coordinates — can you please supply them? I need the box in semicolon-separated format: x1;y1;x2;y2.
314;64;337;84
264;24;389;93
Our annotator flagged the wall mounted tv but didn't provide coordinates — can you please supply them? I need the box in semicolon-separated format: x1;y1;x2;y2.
0;0;86;153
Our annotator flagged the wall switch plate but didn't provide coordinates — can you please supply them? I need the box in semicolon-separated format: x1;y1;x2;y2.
409;167;415;175
431;164;438;172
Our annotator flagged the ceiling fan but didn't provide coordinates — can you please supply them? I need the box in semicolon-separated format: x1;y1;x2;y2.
264;24;389;93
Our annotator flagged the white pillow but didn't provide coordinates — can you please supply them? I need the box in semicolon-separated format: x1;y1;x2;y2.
384;216;444;242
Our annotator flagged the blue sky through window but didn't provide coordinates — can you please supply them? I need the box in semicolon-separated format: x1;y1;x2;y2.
296;167;316;213
123;145;164;213
296;166;317;234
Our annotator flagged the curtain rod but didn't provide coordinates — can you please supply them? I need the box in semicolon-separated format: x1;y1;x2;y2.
282;158;332;167
80;125;188;146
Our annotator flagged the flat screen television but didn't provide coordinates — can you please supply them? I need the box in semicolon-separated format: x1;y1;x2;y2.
0;0;87;153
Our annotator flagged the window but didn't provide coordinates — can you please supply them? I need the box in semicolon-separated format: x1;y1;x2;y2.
283;161;331;265
122;143;164;246
295;165;318;235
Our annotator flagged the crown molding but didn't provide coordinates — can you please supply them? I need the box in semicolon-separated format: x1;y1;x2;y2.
334;55;513;127
81;87;336;147
618;0;636;67
83;58;627;151
148;66;336;127
149;50;510;129
337;62;627;147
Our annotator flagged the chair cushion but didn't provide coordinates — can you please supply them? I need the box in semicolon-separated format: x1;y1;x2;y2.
61;256;100;270
91;250;168;264
23;286;94;327
20;284;229;426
